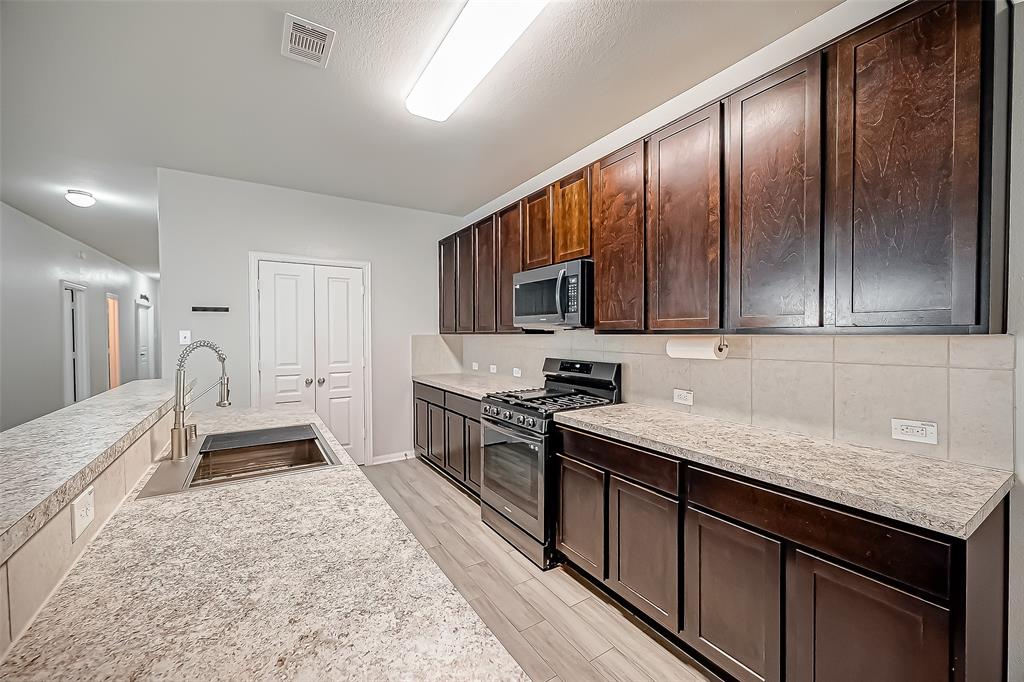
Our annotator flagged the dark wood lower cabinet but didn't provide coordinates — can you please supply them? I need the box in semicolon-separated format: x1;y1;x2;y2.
786;548;950;682
427;404;445;467
684;507;781;682
607;475;679;631
555;455;607;580
465;418;482;493
444;411;466;479
413;398;428;456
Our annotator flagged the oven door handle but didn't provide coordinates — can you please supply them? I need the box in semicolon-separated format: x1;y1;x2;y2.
483;418;545;446
554;268;566;318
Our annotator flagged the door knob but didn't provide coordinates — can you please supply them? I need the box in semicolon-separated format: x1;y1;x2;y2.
305;378;313;386
317;377;325;386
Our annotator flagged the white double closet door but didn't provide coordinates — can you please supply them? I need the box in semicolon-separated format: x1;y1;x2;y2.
258;260;366;464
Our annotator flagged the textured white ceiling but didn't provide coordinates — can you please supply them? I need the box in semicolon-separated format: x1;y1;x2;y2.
1;0;840;273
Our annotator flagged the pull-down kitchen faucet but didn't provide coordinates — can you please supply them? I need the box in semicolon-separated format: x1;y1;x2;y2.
171;339;231;460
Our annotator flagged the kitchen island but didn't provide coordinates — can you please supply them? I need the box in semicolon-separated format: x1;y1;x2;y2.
0;406;526;681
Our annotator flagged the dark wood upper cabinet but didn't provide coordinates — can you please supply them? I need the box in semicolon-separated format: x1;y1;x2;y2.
607;475;679;631
592;142;645;330
647;103;722;330
524;187;553;269
455;226;475;333
830;1;981;328
438;235;457;333
474;216;497;333
497;201;524;332
786;548;949;682
556;455;607;581
726;54;822;329
552;168;591;262
684;507;781;682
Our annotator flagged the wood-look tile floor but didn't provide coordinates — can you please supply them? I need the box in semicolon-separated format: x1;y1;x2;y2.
363;458;712;682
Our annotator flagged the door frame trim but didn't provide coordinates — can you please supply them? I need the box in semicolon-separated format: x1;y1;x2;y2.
247;251;374;465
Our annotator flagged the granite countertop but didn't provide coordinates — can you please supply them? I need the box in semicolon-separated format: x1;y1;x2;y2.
0;406;526;681
413;372;538;400
555;404;1014;539
0;379;181;564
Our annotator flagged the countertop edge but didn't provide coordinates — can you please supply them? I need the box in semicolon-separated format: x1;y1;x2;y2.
553;411;1014;540
413;373;536;401
0;386;185;565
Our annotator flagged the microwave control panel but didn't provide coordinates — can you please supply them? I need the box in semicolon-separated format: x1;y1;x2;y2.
566;274;579;313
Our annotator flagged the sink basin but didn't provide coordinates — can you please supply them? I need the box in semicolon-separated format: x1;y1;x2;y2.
138;424;339;498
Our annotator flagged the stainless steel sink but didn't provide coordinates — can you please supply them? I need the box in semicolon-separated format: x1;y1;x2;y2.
139;424;339;498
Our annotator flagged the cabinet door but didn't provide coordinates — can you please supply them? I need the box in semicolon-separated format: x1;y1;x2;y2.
475;216;497;333
455;227;475;333
787;549;949;682
683;508;781;682
524;187;553;269
427;404;445;466
439;235;457;333
552;168;591;263
556;455;607;581
414;398;428;455
831;1;981;328
497;201;524;332
465;418;482;492
647;103;722;330
592;142;645;330
608;475;679;631
726;54;822;329
445;411;466;480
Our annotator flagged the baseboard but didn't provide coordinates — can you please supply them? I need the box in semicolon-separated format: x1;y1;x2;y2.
368;450;414;466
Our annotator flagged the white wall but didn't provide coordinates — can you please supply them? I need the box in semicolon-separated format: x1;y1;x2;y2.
0;202;160;431
156;169;460;461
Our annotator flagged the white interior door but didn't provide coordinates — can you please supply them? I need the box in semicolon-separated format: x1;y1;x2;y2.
258;261;315;409
135;302;153;379
314;265;366;464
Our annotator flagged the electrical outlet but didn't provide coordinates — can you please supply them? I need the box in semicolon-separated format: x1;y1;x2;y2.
891;418;938;445
178;329;191;345
513;367;522;377
471;362;479;371
71;486;95;541
489;364;497;374
673;389;694;406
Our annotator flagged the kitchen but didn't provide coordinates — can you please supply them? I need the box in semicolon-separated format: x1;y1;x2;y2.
0;0;1021;680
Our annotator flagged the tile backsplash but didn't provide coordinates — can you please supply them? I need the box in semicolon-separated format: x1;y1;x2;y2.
418;331;1016;472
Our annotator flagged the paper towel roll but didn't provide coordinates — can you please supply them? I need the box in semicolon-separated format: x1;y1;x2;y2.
665;336;729;360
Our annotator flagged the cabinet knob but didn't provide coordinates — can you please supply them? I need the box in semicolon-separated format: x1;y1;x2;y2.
317;377;325;386
305;378;313;387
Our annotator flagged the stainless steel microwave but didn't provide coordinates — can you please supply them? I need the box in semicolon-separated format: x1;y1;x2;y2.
512;259;593;330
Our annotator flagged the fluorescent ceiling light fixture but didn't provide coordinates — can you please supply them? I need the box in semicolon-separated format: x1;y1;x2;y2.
406;0;548;121
65;190;96;208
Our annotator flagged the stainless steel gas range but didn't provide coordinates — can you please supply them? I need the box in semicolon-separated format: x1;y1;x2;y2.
479;358;621;568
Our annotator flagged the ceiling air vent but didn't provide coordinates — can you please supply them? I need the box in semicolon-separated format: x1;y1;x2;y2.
280;13;335;68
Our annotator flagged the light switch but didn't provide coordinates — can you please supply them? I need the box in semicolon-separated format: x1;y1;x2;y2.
178;329;191;345
513;367;522;377
71;486;95;541
471;362;479;371
489;364;497;374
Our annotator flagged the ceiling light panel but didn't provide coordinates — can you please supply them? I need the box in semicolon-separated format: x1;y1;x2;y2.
406;0;549;122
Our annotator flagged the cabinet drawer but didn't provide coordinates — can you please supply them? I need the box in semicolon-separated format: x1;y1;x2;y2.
414;382;445;405
687;468;953;599
445;392;481;420
560;428;680;497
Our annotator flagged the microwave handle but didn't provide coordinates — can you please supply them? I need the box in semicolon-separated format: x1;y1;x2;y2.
554;268;566;317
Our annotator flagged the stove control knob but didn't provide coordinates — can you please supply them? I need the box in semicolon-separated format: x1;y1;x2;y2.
502;410;512;420
515;415;525;425
526;417;536;428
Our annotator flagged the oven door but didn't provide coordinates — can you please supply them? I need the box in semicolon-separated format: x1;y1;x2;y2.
480;418;548;541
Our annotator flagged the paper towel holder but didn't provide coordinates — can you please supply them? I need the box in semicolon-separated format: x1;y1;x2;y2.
665;334;730;360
